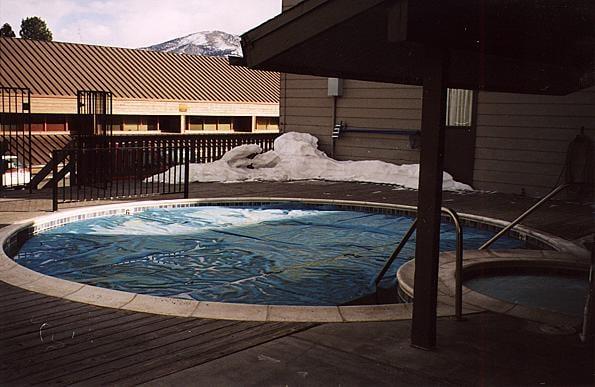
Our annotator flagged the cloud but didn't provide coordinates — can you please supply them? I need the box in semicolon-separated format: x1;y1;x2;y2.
0;0;281;48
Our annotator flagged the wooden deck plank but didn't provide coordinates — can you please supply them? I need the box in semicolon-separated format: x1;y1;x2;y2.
1;315;183;382
2;310;141;353
0;289;99;323
5;314;172;365
99;322;316;386
0;307;116;341
1;303;94;329
0;291;52;306
1;295;74;313
2;315;187;382
1;301;96;329
0;294;76;313
6;315;190;369
27;320;252;384
59;322;301;386
11;319;218;384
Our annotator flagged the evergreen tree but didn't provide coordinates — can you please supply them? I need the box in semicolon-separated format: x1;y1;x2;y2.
0;23;16;38
19;17;53;41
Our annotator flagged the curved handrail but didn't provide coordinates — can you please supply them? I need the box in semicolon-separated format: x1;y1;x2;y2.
442;207;464;321
374;207;464;320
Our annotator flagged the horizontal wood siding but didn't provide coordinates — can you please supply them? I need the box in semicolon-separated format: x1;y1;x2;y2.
474;86;595;196
281;74;423;163
334;80;421;164
279;0;593;195
281;74;333;153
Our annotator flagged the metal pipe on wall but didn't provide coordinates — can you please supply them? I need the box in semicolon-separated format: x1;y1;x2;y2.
331;95;337;158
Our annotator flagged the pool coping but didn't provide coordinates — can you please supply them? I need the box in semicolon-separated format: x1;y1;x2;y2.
397;249;591;328
0;197;588;323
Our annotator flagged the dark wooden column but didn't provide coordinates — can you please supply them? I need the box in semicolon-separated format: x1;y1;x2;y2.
411;48;449;349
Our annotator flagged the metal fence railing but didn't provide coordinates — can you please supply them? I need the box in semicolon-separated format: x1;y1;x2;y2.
47;132;279;210
1;87;31;191
104;133;279;163
52;146;189;211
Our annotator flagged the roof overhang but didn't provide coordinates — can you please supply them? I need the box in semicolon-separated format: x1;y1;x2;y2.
237;0;595;95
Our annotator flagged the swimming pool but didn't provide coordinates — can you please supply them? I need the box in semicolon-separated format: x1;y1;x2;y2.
13;201;525;306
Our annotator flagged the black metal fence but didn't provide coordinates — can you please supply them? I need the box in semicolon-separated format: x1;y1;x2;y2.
52;146;189;211
75;90;113;136
1;87;31;191
50;132;279;210
105;133;278;163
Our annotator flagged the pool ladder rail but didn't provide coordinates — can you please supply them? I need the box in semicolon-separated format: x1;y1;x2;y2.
374;207;464;321
478;183;572;250
477;182;593;341
376;183;577;323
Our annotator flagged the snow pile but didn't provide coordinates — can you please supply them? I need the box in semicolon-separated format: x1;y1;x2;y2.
161;132;472;191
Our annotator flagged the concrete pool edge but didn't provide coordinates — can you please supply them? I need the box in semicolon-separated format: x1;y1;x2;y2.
397;249;591;327
0;197;586;323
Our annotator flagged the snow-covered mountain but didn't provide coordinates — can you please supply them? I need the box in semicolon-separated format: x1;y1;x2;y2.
141;31;242;57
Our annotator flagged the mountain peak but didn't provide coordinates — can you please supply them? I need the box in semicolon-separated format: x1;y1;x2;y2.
141;30;242;57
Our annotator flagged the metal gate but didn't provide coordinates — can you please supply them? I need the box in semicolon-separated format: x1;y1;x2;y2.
75;90;113;138
74;90;113;187
0;87;31;191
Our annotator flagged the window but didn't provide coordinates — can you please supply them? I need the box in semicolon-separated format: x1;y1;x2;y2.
218;118;232;131
446;89;474;127
204;118;218;131
187;116;237;132
187;117;204;131
255;117;279;131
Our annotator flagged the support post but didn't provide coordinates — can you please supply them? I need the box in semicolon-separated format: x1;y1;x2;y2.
183;147;190;199
251;116;257;132
180;115;186;134
411;47;449;349
52;151;58;212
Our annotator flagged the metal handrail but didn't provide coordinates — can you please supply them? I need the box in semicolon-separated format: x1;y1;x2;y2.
374;207;464;320
442;207;464;321
374;218;418;287
478;183;572;250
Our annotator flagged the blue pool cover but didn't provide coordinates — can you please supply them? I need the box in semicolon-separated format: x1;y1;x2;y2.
15;204;524;305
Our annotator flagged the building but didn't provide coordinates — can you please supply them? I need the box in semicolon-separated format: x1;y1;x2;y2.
277;0;594;197
238;0;595;350
1;37;279;135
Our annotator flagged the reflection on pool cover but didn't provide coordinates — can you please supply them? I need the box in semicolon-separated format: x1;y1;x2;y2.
16;204;524;305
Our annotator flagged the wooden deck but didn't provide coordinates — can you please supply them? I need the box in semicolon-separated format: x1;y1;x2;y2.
0;280;312;385
1;181;593;385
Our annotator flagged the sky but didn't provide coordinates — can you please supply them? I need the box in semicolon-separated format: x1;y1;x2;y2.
0;0;281;48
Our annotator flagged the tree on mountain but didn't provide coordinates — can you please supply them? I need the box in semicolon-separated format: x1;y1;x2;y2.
19;17;52;41
0;23;16;38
